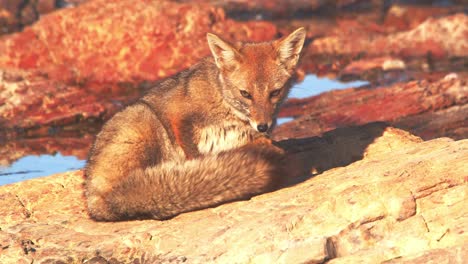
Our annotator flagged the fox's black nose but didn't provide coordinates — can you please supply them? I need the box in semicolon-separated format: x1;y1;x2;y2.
257;124;269;133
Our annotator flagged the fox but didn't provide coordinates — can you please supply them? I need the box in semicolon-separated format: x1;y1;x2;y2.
85;27;306;221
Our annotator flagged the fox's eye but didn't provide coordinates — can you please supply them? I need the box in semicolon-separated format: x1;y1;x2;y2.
240;90;252;99
270;89;281;97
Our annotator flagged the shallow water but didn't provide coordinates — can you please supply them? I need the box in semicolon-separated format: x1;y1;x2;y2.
276;75;369;124
0;74;368;186
0;153;86;185
288;74;369;99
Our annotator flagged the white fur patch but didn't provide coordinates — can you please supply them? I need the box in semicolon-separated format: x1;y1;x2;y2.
198;123;253;155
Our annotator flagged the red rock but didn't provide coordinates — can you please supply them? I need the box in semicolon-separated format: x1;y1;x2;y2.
395;104;468;141
184;0;368;19
0;0;57;34
37;0;56;13
308;13;468;59
273;74;468;140
0;68;115;134
0;0;277;89
383;4;463;32
340;56;406;78
0;1;18;34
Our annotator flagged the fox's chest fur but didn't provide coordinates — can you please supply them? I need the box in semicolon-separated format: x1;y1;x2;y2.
197;123;255;155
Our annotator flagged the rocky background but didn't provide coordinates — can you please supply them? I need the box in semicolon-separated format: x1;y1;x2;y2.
0;0;467;263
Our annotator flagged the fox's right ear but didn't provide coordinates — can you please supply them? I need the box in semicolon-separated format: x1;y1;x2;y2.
275;27;306;72
207;33;241;71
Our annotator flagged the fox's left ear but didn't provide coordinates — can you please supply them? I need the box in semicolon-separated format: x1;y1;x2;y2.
275;27;306;71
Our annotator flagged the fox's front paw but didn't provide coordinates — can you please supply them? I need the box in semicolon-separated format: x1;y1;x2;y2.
252;136;286;155
253;136;273;145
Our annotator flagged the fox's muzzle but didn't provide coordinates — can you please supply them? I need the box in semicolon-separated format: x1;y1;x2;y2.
249;120;273;133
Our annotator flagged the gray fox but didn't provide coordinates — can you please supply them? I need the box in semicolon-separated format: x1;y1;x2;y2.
85;28;306;221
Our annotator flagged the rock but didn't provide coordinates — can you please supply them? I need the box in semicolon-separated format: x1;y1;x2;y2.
384;245;468;264
383;4;464;32
290;4;466;78
395;104;468;141
182;0;368;19
0;0;277;86
330;246;468;264
55;0;88;8
0;68;113;134
0;0;57;34
339;56;406;79
308;13;468;58
0;124;466;263
274;74;468;140
382;246;467;264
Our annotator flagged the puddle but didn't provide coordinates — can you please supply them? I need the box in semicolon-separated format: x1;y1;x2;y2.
0;153;85;186
277;74;369;125
288;74;369;98
1;74;369;186
276;117;295;125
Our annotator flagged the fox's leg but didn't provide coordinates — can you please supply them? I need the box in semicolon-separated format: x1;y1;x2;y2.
250;134;286;157
168;114;201;160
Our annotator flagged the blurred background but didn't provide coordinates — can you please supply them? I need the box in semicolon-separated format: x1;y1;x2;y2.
0;0;466;184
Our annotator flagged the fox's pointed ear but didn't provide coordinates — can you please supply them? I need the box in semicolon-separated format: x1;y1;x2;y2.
276;27;306;71
207;33;241;71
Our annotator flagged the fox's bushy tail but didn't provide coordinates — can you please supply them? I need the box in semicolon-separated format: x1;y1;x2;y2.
87;144;286;221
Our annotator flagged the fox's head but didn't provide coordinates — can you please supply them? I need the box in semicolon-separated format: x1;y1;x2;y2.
207;28;306;134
